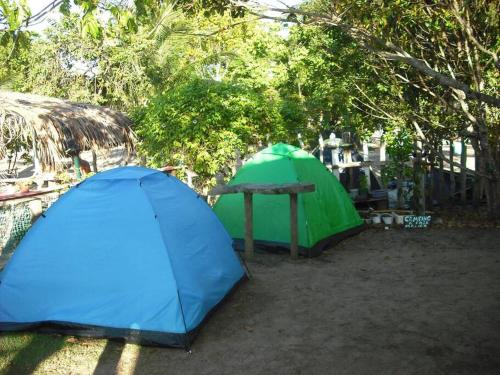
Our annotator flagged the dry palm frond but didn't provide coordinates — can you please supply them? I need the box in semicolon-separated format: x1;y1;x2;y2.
0;90;136;170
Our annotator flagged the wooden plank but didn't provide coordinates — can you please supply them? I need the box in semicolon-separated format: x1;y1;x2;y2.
332;161;372;169
289;193;298;259
244;192;254;259
210;182;315;196
0;186;63;203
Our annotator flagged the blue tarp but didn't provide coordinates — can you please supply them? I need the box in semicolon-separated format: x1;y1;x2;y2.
0;166;244;347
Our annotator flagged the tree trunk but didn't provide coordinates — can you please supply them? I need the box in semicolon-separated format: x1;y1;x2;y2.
482;152;499;219
470;136;481;207
413;140;425;214
473;116;499;218
438;145;444;205
428;150;435;209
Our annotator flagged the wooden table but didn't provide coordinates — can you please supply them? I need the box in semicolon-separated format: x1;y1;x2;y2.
210;183;315;259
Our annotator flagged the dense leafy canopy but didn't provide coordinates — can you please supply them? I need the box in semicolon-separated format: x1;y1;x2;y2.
134;78;304;189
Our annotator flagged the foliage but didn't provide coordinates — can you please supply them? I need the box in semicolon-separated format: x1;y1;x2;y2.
381;127;414;189
134;78;304;190
2;0;498;214
292;0;500;215
359;173;368;193
283;25;371;132
384;127;413;165
4;12;168;109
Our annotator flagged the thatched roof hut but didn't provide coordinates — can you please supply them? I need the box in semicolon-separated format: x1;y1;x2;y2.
0;90;135;170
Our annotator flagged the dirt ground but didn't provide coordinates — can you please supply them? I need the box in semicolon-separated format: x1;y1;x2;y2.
89;227;500;375
2;227;500;375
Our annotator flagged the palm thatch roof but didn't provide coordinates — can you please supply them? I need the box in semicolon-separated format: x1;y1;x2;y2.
0;90;135;170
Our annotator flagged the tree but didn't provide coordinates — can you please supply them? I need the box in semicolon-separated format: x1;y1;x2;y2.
244;0;499;217
133;78;305;191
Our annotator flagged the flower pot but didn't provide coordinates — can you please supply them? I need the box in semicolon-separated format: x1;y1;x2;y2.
19;186;30;193
371;214;381;224
365;218;373;225
392;212;405;225
382;214;394;225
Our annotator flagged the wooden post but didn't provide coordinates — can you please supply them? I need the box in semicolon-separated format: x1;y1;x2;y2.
73;155;81;180
244;192;254;259
344;147;352;164
289;192;298;260
32;130;41;175
438;145;444;204
449;140;456;199
362;142;371;191
428;152;435;208
414;140;425;214
460;137;467;204
92;150;98;172
419;143;426;213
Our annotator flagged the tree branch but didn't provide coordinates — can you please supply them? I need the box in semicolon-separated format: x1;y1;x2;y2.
233;2;500;108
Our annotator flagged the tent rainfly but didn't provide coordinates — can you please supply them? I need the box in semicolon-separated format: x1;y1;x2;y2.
0;90;135;170
0;166;245;348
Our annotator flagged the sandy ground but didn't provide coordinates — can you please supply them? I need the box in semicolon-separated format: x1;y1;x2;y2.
83;227;500;375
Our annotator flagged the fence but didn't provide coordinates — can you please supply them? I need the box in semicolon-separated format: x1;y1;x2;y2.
0;191;62;268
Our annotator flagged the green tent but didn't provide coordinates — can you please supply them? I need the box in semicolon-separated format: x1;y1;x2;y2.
213;143;364;256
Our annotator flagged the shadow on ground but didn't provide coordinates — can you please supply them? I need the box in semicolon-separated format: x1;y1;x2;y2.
1;333;66;375
93;341;125;375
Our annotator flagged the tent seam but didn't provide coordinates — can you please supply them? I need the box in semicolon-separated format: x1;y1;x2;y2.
136;176;190;336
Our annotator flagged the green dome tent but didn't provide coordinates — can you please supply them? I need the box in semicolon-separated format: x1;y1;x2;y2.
213;143;364;256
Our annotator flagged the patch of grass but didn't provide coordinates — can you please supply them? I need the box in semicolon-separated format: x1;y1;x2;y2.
0;333;109;374
0;333;67;374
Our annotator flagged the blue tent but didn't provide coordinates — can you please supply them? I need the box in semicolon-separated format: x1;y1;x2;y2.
0;166;245;348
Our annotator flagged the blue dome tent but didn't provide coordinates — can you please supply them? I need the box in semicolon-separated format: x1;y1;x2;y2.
0;167;245;348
